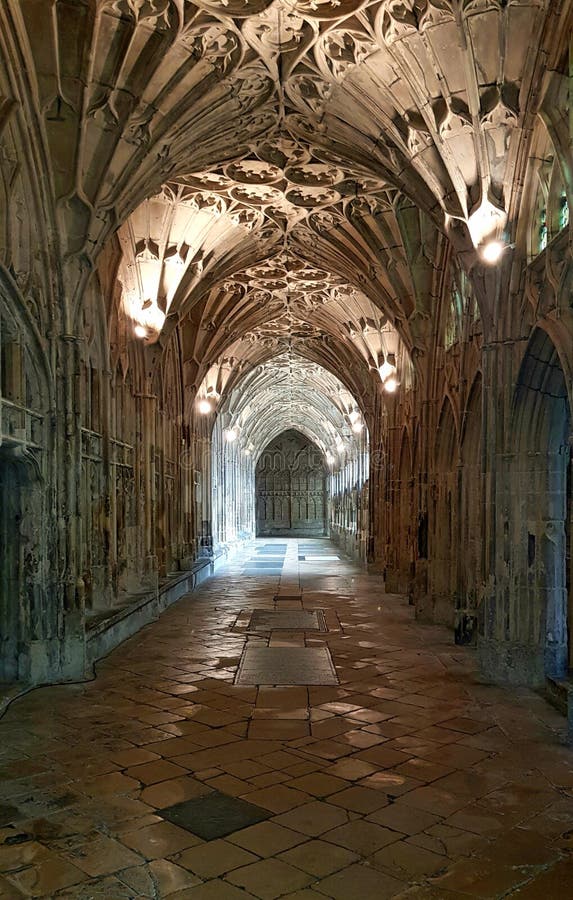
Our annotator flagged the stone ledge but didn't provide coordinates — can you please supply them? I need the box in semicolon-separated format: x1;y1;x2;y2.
545;674;573;716
86;556;219;664
0;681;33;719
545;675;573;744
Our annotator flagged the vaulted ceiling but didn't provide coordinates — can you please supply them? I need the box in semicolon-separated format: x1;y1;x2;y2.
1;0;564;415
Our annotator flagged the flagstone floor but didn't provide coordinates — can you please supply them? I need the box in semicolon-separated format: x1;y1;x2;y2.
1;539;573;899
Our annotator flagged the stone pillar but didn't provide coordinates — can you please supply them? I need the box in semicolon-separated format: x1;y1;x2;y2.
39;333;87;682
136;392;158;589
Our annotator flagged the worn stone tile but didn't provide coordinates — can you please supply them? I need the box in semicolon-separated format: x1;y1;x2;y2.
139;775;212;808
273;801;349;837
176;838;258;878
225;858;314;899
367;804;441;835
4;854;88;898
323;820;401;855
278;839;359;877
370;840;449;878
328;785;390;814
313;862;405;899
286;773;349;797
125;759;190;785
227;822;306;857
241;785;311;814
120;820;202;858
169;878;259;899
117;859;201;896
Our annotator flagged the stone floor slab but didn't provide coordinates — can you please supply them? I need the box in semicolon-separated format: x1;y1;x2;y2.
159;790;271;840
248;609;327;632
236;647;338;685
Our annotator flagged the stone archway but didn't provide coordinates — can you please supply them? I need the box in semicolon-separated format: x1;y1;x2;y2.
513;328;572;678
256;430;327;537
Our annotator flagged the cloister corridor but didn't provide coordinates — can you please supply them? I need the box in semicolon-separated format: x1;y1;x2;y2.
1;540;573;899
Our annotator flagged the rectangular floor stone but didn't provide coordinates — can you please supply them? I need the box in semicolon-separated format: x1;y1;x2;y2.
250;561;285;569
159;790;271;840
243;569;283;576
303;556;340;561
236;647;338;685
248;609;327;632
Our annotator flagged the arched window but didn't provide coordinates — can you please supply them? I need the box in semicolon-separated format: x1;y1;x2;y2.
445;267;480;350
527;121;569;260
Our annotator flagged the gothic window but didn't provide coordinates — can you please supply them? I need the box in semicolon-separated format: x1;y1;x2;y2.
527;122;569;260
445;268;480;351
559;190;569;230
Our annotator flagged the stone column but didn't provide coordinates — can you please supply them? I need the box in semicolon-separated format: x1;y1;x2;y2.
136;392;158;589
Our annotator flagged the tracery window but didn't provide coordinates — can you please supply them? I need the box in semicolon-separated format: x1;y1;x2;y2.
444;268;480;351
527;121;570;260
559;190;569;230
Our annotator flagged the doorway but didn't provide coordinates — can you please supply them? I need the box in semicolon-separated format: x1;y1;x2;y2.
255;430;327;537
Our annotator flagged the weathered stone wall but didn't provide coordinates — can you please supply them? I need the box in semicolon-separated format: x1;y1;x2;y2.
256;430;327;537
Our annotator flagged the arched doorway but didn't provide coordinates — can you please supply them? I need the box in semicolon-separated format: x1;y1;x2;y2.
256;430;327;537
512;328;572;678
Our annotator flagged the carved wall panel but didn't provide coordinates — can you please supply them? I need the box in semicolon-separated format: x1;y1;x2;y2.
256;430;327;536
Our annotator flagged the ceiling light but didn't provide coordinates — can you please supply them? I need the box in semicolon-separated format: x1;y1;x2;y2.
352;421;364;433
379;359;396;382
349;409;360;425
197;398;213;415
480;239;505;264
224;428;237;442
134;324;147;338
384;376;399;394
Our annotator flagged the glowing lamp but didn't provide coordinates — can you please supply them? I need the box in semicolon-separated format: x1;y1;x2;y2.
224;428;237;442
134;324;147;338
384;376;399;394
197;398;213;415
379;353;397;383
352;420;364;433
480;239;505;264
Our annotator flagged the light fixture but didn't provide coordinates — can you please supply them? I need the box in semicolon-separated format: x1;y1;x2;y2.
134;324;147;338
326;452;335;465
224;427;237;442
197;398;213;415
467;197;507;249
379;352;396;383
480;239;505;264
384;375;399;394
349;409;360;425
352;420;364;433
